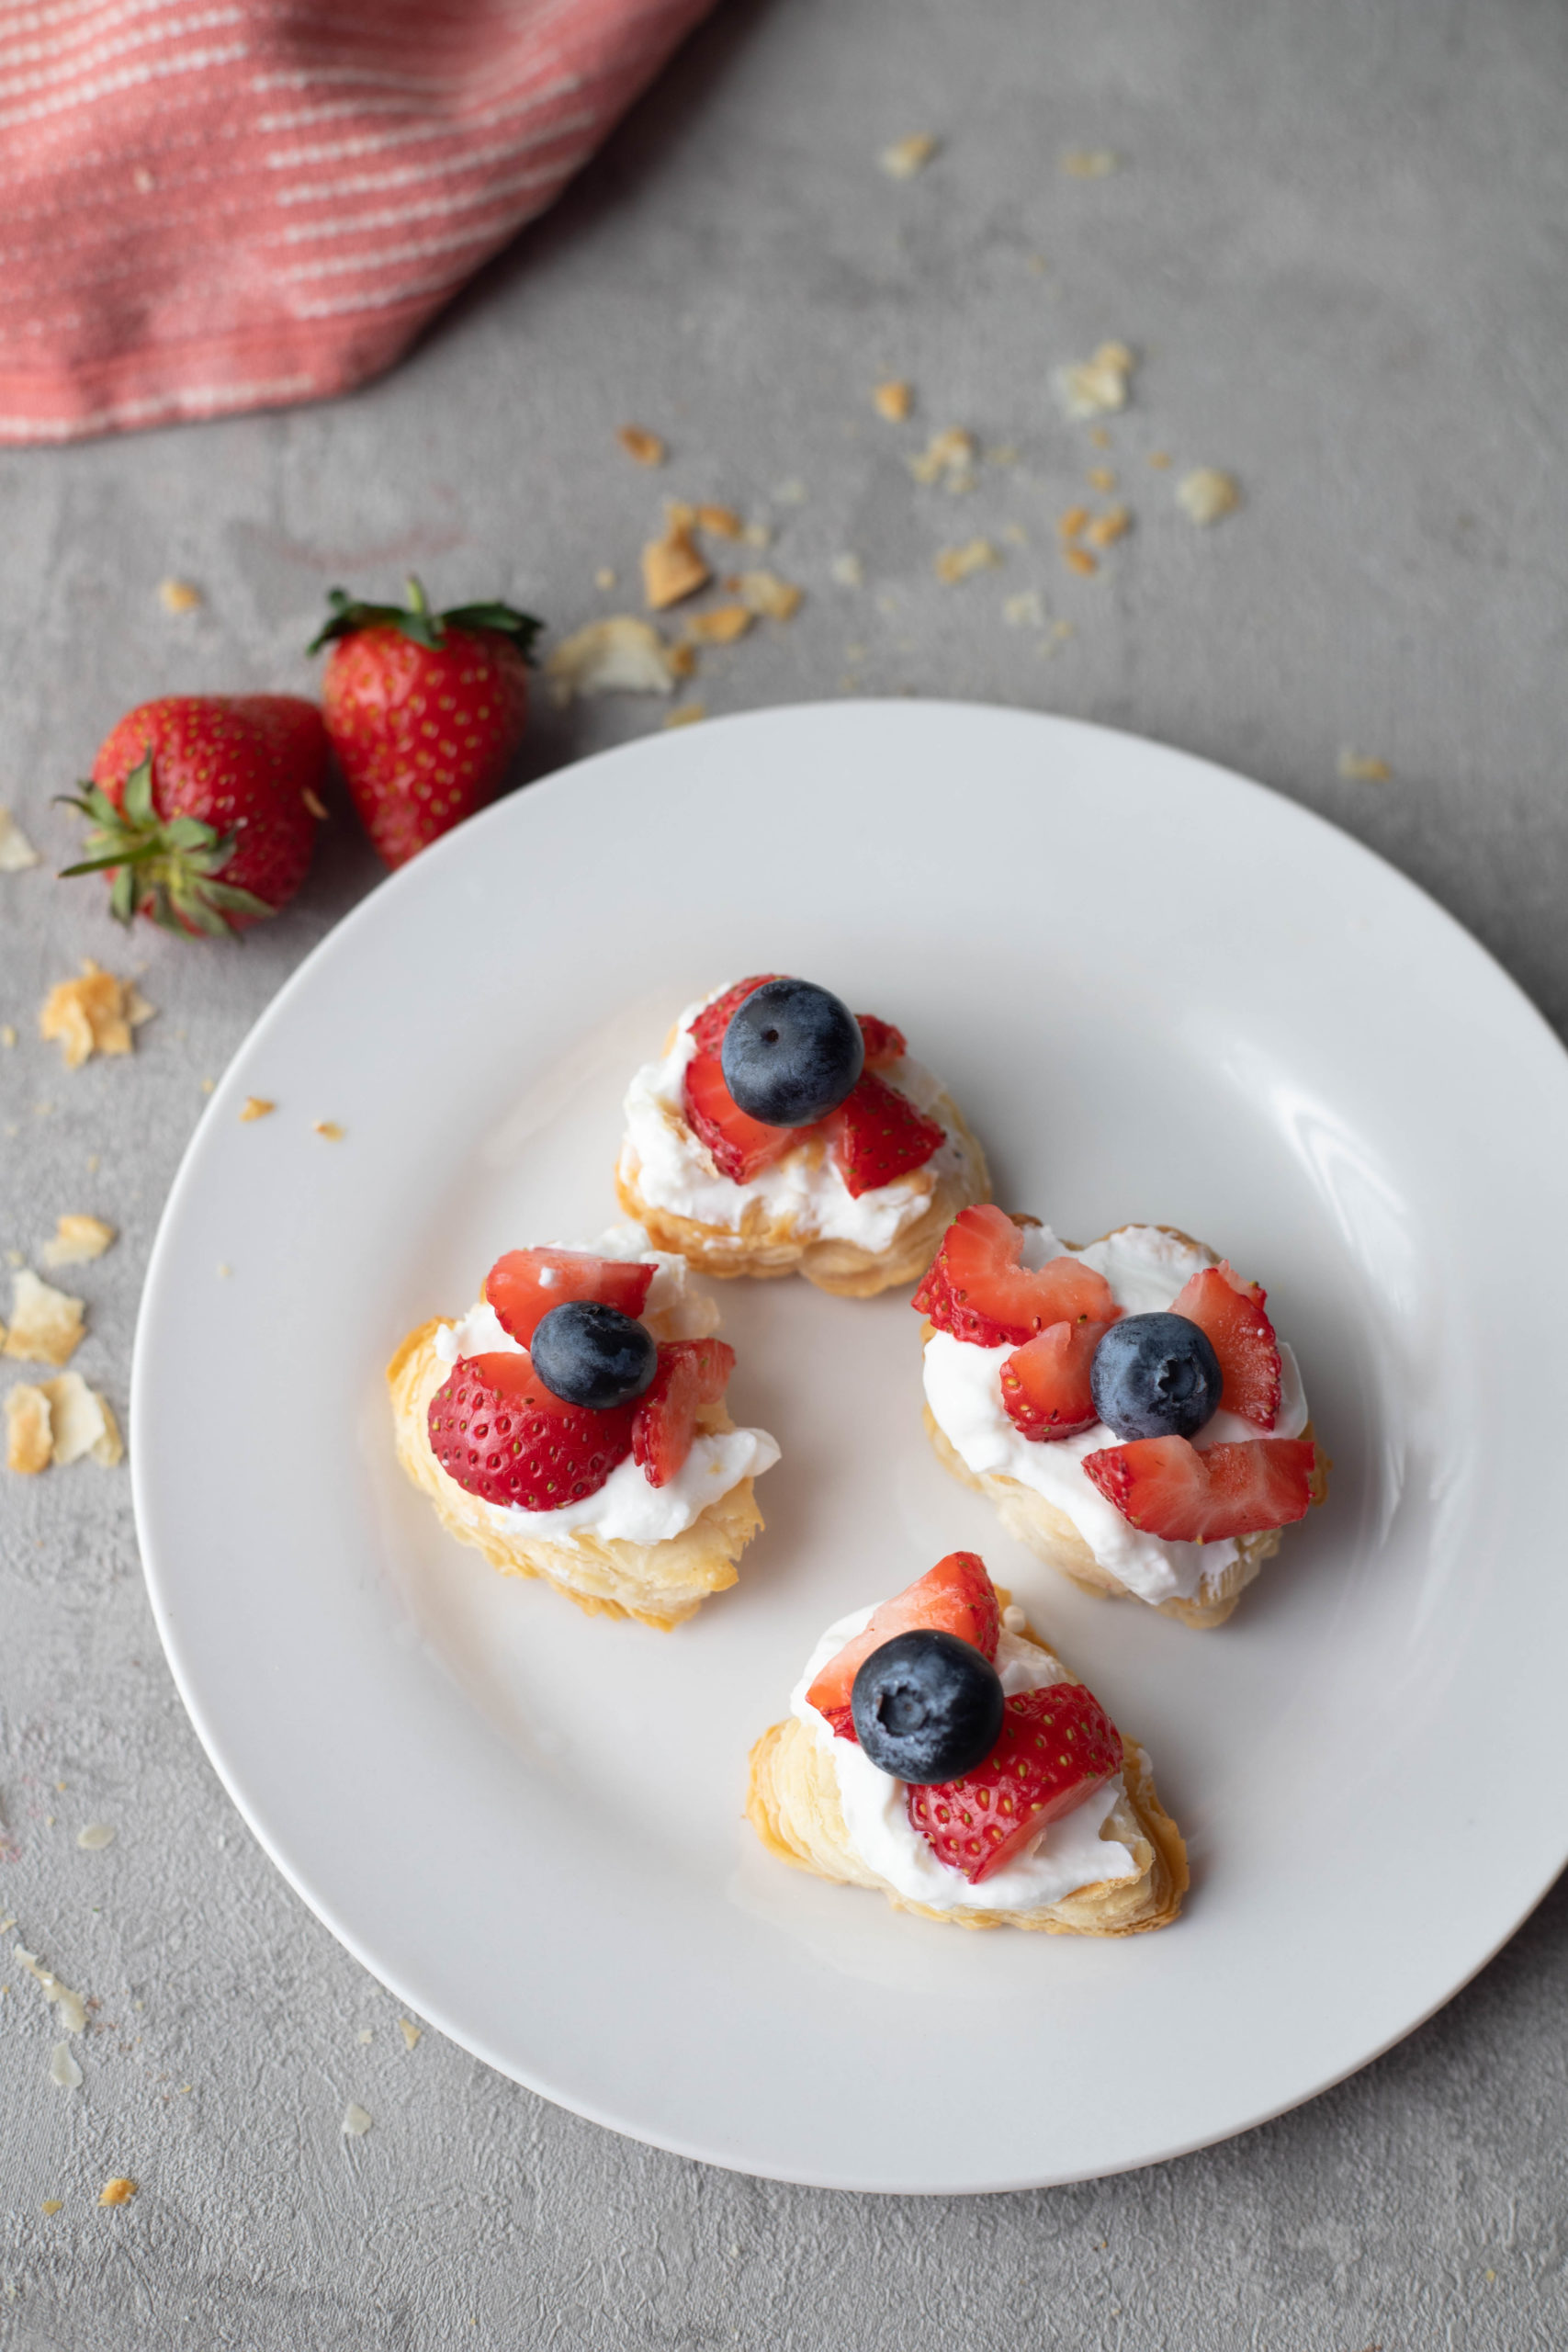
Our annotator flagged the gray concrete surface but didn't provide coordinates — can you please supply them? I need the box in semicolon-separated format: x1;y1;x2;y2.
4;0;1567;2343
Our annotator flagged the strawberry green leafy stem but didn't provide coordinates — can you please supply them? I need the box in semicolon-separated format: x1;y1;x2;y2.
58;753;276;937
306;574;544;659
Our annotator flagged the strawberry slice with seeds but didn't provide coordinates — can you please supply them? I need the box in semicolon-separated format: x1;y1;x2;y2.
483;1249;655;1348
683;1050;797;1182
828;1071;945;1198
689;975;780;1057
907;1683;1123;1883
856;1013;908;1069
1000;1318;1118;1441
914;1205;1120;1347
427;1351;634;1510
1170;1262;1280;1430
1082;1435;1319;1541
632;1337;737;1487
807;1552;1000;1738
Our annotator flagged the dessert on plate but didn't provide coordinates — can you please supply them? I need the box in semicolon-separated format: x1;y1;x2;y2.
389;1224;780;1627
747;1552;1187;1933
615;975;989;1296
916;1208;1328;1628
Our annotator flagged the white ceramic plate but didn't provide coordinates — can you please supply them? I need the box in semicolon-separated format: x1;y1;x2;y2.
133;702;1568;2194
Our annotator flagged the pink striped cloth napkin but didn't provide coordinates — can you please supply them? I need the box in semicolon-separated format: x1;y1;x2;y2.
0;0;716;446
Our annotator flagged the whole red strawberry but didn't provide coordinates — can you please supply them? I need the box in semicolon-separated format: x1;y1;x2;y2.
62;695;327;934
310;578;542;867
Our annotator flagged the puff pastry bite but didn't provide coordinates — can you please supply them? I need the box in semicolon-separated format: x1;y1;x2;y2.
615;974;989;1297
747;1553;1187;1933
917;1209;1328;1628
389;1224;779;1628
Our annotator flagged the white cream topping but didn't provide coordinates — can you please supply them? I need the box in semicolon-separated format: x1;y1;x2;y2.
921;1224;1309;1606
617;987;981;1252
432;1223;779;1545
790;1606;1138;1914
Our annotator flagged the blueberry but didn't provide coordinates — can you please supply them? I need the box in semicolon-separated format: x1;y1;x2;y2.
720;978;864;1126
1089;1312;1223;1441
850;1629;1005;1784
529;1301;657;1410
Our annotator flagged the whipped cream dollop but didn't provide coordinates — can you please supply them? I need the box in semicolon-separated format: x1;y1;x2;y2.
791;1603;1139;1914
432;1223;780;1546
618;987;981;1253
921;1223;1308;1607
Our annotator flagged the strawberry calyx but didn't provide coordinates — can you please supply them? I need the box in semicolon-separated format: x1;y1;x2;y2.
307;574;544;661
58;753;276;936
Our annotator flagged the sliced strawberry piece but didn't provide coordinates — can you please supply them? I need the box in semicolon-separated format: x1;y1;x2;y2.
807;1553;1000;1737
427;1351;634;1510
689;975;780;1057
828;1070;945;1198
1000;1318;1117;1441
1082;1435;1318;1542
683;1049;796;1182
913;1205;1120;1347
856;1013;908;1069
483;1248;655;1348
1170;1261;1280;1430
632;1337;737;1488
907;1683;1123;1883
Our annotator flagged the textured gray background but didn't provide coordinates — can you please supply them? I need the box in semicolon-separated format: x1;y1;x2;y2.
3;0;1567;2344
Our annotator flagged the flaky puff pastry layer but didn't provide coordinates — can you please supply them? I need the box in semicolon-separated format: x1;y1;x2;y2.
921;1226;1331;1628
746;1620;1188;1935
615;1089;990;1298
389;1319;765;1630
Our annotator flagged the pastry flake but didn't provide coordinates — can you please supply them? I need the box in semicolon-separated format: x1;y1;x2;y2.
1176;467;1241;524
3;1270;86;1367
39;961;153;1069
6;1383;52;1474
40;1215;115;1268
545;616;682;706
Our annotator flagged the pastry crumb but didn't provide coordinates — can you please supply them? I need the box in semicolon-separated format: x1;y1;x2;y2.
1057;506;1090;542
829;553;863;588
4;1271;85;1367
1176;468;1240;524
217;1262;232;1278
98;2177;137;2206
545;616;682;705
1337;748;1392;783
398;2018;422;2050
158;578;202;614
908;427;976;491
1055;342;1134;420
239;1097;275;1123
873;379;912;422
75;1823;115;1850
343;2102;372;2137
17;1948;86;2034
41;1215;114;1268
933;539;999;584
313;1121;344;1140
1085;503;1132;548
740;521;773;548
695;503;742;539
6;1384;52;1474
0;808;39;871
39;962;153;1069
682;605;751;644
1063;545;1099;577
40;2199;62;2214
1003;590;1047;629
642;512;711;610
735;571;803;621
880;132;938;179
662;702;706;729
616;424;666;467
1060;148;1118;176
40;1372;120;1466
50;2043;83;2090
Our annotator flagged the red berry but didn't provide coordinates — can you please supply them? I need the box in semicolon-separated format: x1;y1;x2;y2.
65;695;326;934
907;1683;1123;1883
1000;1318;1117;1441
482;1249;655;1348
312;580;540;868
914;1206;1120;1347
689;976;780;1057
807;1553;1000;1736
1170;1262;1280;1430
827;1071;945;1198
427;1350;633;1510
1081;1435;1319;1542
683;1049;795;1182
632;1338;737;1487
856;1013;908;1069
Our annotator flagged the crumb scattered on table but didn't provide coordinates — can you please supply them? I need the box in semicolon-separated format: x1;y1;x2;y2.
1003;590;1048;629
6;1384;52;1473
0;808;39;871
682;605;751;644
695;503;742;539
594;567;616;592
342;2103;372;2137
50;2043;83;2089
1337;749;1392;783
1055;342;1134;420
98;2177;137;2206
1176;468;1241;524
545;616;682;705
830;553;863;588
398;2018;422;2050
879;133;938;179
76;1823;115;1850
1147;449;1172;469
908;427;976;490
734;571;803;620
1061;148;1118;176
158;578;202;613
873;379;912;422
662;702;706;729
616;424;666;467
39;963;154;1069
41;1215;114;1268
642;510;711;609
934;539;999;584
3;1271;86;1367
1085;503;1132;548
313;1121;344;1141
239;1097;275;1123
